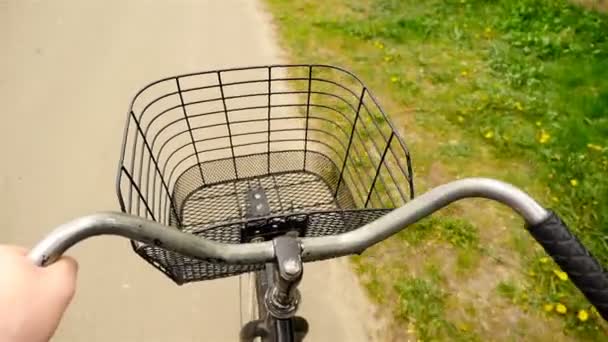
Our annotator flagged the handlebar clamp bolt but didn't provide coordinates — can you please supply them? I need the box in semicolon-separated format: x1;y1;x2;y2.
283;258;301;277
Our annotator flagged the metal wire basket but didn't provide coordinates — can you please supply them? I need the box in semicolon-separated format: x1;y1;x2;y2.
117;65;414;284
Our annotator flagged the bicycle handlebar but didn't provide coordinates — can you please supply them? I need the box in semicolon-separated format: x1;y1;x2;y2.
28;177;608;320
28;213;275;266
300;177;547;259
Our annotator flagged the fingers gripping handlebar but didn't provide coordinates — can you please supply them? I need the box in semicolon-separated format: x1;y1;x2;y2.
28;178;608;320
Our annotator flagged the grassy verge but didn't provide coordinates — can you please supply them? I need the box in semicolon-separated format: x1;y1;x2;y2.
266;0;608;340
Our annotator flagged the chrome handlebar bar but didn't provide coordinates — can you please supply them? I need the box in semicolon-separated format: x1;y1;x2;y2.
28;178;549;266
32;178;608;322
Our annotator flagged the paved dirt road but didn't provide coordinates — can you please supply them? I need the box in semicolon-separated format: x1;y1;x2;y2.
1;1;380;341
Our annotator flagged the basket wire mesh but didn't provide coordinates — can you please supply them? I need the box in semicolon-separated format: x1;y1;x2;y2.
117;65;413;283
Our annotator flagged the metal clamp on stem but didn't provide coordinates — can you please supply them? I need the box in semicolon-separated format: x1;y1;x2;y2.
265;235;303;319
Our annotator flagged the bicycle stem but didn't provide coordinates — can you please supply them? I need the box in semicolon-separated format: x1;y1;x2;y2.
264;235;303;320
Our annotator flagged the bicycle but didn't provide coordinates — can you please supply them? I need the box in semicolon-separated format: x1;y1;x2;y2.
29;65;608;341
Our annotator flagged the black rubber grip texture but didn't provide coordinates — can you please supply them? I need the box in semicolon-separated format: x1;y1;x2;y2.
528;211;608;321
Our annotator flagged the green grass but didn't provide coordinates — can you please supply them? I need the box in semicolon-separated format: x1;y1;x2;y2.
397;216;482;273
398;216;478;248
266;0;608;339
394;276;478;341
496;280;520;301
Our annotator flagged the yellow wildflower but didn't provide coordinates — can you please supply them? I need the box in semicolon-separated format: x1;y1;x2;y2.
485;27;492;34
543;303;554;312
587;143;603;151
553;269;568;281
535;121;542;127
551;196;559;202
538;130;550;144
540;257;550;263
457;116;465;123
484;131;494;139
390;76;399;83
556;303;567;314
461;70;468;76
578;309;589;322
374;41;385;49
384;55;393;62
570;179;579;187
514;102;523;111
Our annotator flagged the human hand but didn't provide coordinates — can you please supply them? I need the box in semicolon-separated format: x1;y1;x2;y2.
0;245;77;342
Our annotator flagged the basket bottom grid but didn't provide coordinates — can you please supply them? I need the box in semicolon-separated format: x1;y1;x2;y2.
180;171;340;235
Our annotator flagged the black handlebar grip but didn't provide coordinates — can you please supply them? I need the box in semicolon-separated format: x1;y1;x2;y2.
528;211;608;321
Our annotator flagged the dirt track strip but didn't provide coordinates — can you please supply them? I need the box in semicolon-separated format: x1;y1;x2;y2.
0;1;382;340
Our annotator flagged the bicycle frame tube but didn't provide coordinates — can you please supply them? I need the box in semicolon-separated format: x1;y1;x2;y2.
274;319;295;342
29;178;549;266
241;263;300;342
261;264;297;342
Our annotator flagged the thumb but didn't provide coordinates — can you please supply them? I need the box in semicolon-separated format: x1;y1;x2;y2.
42;256;78;308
